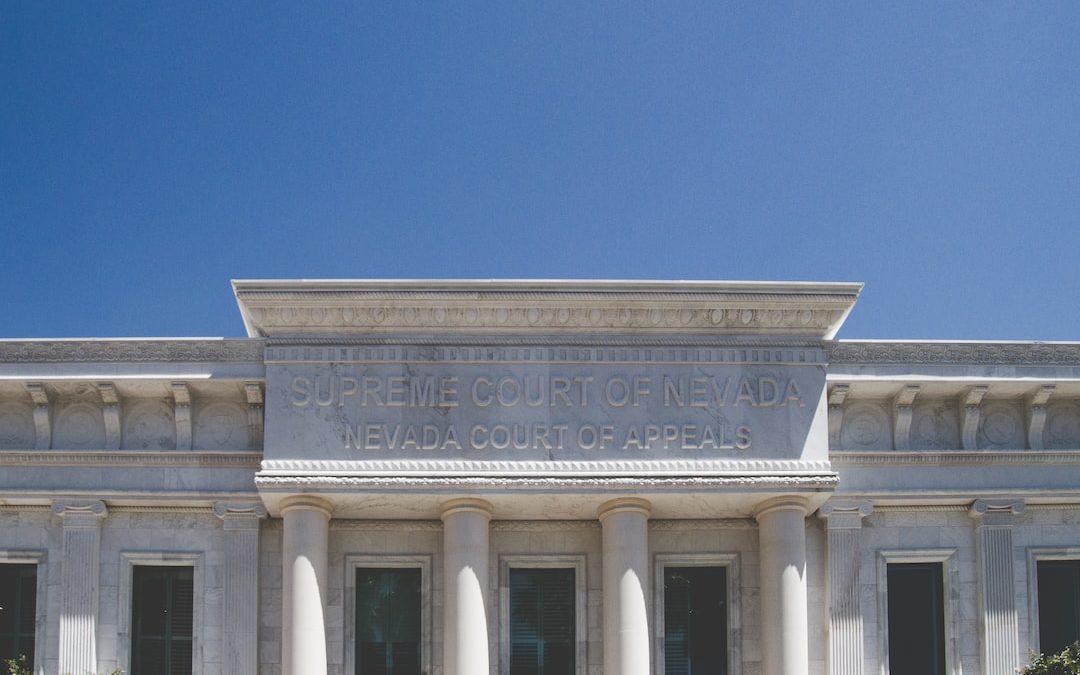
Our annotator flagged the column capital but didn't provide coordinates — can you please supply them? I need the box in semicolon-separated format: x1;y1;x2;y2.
969;498;1024;525
214;501;268;529
818;499;873;529
51;499;107;525
754;495;810;521
280;495;333;517
440;497;494;521
597;497;651;521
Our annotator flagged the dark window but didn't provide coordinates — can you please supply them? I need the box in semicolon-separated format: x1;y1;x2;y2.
355;568;422;675
509;568;575;675
664;566;727;675
0;564;37;667
1037;560;1080;655
886;562;946;675
131;566;193;675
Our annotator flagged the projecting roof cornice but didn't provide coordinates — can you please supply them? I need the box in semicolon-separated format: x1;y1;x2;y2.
231;279;862;339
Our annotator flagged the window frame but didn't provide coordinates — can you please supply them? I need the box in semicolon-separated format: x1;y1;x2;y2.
1027;546;1080;656
0;550;46;675
877;549;960;675
498;554;587;675
118;551;204;675
653;553;741;675
344;554;431;675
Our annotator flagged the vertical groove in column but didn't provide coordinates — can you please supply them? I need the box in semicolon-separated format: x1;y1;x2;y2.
980;525;1018;675
216;503;264;675
54;503;106;675
828;528;863;675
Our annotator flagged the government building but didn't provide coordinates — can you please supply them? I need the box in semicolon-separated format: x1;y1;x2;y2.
1;279;1078;675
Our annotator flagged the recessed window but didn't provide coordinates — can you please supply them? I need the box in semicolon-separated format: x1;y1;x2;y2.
0;564;36;667
131;566;193;675
355;568;422;675
886;562;946;675
663;566;727;675
509;568;575;675
1037;560;1080;655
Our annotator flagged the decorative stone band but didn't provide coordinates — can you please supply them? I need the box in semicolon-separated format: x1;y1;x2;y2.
0;339;264;363
0;451;262;468
830;451;1080;466
254;474;838;491
232;279;861;339
258;458;833;476
827;340;1080;366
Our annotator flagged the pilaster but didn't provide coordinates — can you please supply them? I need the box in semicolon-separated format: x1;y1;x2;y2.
818;500;873;675
892;385;920;451
1027;386;1055;451
970;499;1024;675
52;499;107;675
961;386;989;450
172;382;192;450
214;501;267;675
97;382;121;450
828;385;849;450
25;382;50;449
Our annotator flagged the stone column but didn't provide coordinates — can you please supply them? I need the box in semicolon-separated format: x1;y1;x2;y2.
214;501;267;675
441;498;493;675
53;500;107;675
598;498;651;675
756;496;810;675
818;500;873;675
970;499;1024;675
281;495;332;675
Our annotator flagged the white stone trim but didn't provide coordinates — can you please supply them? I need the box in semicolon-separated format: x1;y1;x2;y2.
1025;546;1080;657
498;554;588;675
830;450;1080;466
0;451;262;468
260;458;832;475
255;474;838;490
117;551;205;675
876;549;961;675
343;554;432;675
0;550;47;675
653;553;741;675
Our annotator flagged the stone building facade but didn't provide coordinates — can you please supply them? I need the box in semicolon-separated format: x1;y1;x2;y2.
0;280;1078;675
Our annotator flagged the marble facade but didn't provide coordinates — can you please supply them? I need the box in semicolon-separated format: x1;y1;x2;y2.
0;279;1078;675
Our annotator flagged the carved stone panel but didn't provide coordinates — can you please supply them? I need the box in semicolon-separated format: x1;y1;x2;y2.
910;400;960;451
1044;401;1080;450
976;401;1026;450
121;399;177;450
0;402;35;449
194;402;248;450
838;401;892;452
52;401;106;449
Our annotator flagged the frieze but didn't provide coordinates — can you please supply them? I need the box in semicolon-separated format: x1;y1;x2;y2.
827;341;1080;366
0;339;265;363
265;343;825;366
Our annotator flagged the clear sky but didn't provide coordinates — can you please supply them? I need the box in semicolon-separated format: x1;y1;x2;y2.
2;3;1078;340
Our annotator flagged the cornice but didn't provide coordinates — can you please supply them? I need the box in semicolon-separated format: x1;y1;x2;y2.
254;474;838;490
0;339;264;363
827;341;1080;366
258;458;833;475
233;279;861;339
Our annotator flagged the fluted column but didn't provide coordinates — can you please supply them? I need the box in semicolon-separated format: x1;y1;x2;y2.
281;495;332;675
599;498;651;675
970;499;1024;675
441;498;493;675
53;500;107;675
756;496;810;675
819;500;873;675
215;501;267;675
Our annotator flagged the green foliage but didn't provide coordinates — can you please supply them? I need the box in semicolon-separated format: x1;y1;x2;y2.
1021;641;1080;675
4;655;31;675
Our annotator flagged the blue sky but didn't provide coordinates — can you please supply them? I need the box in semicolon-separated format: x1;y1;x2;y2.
2;2;1078;340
